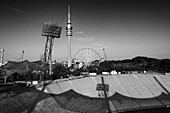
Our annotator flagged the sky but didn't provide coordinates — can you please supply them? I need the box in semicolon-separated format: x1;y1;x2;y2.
0;0;170;62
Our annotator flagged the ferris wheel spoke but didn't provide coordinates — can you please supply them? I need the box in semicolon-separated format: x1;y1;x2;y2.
85;48;89;61
81;51;87;62
86;50;90;62
91;54;99;62
85;49;89;60
88;48;93;60
82;49;88;61
78;52;83;59
89;51;96;61
87;49;90;59
78;56;85;62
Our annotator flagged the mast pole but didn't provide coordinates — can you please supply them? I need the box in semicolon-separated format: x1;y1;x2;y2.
66;5;73;68
0;49;4;66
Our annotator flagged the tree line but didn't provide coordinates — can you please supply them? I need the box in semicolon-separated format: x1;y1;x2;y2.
1;56;170;83
98;56;170;73
52;56;170;79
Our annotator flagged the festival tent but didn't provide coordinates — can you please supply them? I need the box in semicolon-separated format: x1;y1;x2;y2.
2;60;43;72
0;60;45;82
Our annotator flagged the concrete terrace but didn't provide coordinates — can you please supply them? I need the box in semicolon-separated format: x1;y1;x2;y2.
43;73;170;112
1;73;170;113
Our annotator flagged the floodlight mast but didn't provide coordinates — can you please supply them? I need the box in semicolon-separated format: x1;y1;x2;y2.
20;50;24;62
42;21;62;78
66;5;73;67
44;36;54;75
103;48;107;61
0;49;4;66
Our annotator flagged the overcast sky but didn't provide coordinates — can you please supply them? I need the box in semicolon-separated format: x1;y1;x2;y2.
0;0;170;62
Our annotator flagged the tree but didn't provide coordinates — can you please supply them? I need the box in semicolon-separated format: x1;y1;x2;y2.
99;61;113;72
53;64;70;79
72;68;81;76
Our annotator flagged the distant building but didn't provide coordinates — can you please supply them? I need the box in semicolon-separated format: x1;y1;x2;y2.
166;73;170;75
132;71;138;74
0;62;8;67
89;73;97;76
102;72;110;75
111;70;117;75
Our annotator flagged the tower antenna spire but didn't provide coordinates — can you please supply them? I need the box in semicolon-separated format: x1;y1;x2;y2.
66;5;73;67
68;5;71;23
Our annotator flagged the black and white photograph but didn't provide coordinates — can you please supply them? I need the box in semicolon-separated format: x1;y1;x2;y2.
0;0;170;113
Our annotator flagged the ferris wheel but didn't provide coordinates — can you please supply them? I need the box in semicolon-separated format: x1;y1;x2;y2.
74;48;101;66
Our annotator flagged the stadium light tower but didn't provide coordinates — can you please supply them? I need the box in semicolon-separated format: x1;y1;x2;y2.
103;48;107;61
0;49;4;66
66;5;73;67
42;21;62;76
20;50;24;62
